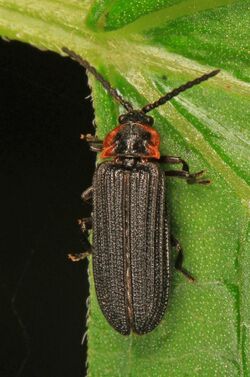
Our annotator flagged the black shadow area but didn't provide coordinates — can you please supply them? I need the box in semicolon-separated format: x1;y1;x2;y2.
0;39;95;377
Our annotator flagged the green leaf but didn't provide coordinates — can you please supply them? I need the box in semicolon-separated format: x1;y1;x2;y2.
1;0;249;376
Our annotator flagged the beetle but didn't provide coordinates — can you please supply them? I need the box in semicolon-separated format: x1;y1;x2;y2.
63;47;219;335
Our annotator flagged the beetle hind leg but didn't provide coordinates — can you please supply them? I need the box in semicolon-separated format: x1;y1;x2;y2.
171;235;195;282
68;251;91;262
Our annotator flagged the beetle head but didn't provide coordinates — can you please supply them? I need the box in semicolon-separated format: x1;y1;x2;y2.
101;111;160;159
118;110;154;126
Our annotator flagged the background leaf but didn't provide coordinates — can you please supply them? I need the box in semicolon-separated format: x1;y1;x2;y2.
0;0;249;376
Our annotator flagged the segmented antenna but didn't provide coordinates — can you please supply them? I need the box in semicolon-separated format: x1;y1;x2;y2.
141;69;220;113
62;47;134;112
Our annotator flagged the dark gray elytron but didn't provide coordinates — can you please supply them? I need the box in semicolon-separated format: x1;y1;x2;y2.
93;161;168;335
63;47;219;335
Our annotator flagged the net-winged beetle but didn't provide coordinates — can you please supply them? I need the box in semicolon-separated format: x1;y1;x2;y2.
63;47;219;336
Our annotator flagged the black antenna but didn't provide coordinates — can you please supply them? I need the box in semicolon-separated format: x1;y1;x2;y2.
141;69;220;113
62;47;134;112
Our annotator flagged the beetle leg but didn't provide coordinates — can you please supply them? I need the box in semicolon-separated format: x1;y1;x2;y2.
171;235;195;282
160;155;190;171
160;155;210;184
77;217;92;232
68;218;93;262
89;144;103;152
68;233;92;262
81;186;93;203
81;133;103;152
68;234;92;262
166;169;210;185
78;218;92;246
68;251;91;262
68;237;92;261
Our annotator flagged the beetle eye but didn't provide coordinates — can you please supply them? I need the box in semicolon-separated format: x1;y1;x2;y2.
119;114;126;123
146;116;154;126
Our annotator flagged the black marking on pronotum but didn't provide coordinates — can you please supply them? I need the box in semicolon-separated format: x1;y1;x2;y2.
63;47;220;335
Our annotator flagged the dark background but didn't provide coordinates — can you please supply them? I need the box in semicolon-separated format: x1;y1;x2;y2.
0;39;95;377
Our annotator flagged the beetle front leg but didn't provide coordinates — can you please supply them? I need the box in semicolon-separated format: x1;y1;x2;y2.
171;235;195;282
160;155;210;185
81;133;103;152
81;186;93;203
